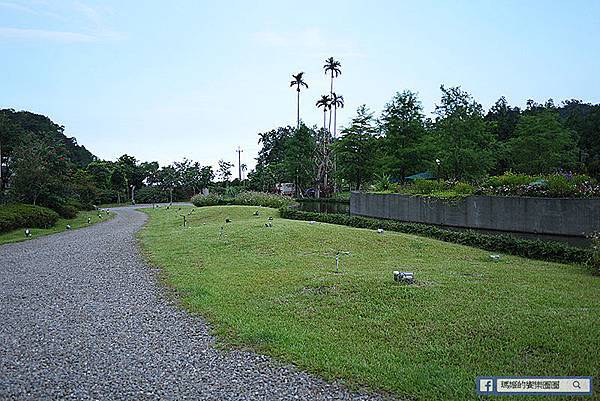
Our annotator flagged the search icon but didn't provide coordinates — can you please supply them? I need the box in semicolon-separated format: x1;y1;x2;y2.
573;380;581;389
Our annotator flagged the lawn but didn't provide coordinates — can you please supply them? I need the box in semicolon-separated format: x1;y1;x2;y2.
139;205;599;400
0;209;115;245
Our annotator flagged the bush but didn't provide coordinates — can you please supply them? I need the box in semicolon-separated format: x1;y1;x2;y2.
411;179;444;195
0;203;59;233
191;194;224;207
371;173;397;192
136;186;172;204
191;191;296;209
546;175;575;197
477;172;599;198
452;182;475;195
54;204;78;219
234;191;296;208
279;208;591;266
54;198;84;219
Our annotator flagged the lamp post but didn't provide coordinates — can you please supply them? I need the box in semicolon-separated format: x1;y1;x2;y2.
435;159;441;182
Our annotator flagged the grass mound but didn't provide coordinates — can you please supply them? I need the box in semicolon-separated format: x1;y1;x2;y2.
140;205;599;400
0;203;59;233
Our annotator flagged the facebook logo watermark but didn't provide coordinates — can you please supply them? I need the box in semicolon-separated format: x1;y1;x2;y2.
477;378;495;394
476;376;593;396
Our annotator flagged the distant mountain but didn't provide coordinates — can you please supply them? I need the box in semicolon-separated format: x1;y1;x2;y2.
0;109;95;167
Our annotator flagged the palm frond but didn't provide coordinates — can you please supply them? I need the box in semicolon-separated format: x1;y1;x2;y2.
316;94;331;108
291;71;307;90
323;57;342;75
332;93;345;107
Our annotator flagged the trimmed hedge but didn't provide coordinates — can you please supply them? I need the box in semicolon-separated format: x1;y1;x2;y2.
191;191;296;209
295;198;350;205
279;208;592;266
0;203;60;233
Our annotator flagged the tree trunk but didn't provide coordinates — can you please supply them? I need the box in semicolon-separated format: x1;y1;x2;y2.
333;106;338;193
297;88;300;128
330;72;334;95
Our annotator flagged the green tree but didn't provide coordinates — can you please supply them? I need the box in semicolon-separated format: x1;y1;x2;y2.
333;105;378;190
507;109;579;174
283;124;317;196
154;166;178;203
110;167;127;204
218;160;233;183
380;90;429;180
485;97;522;174
9;134;69;206
560;100;600;173
251;126;295;191
433;86;496;180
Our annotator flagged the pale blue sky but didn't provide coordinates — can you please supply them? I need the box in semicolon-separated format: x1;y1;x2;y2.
1;1;599;171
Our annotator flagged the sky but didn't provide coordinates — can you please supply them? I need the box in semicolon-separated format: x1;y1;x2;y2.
1;0;599;173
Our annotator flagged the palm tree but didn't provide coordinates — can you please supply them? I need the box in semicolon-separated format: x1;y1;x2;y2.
316;94;331;131
290;72;308;128
323;58;341;132
316;95;332;196
323;57;341;95
330;93;344;194
331;93;344;139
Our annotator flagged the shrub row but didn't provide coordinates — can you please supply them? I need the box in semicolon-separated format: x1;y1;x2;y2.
191;191;296;209
390;172;600;199
279;208;593;266
0;203;59;233
295;198;350;205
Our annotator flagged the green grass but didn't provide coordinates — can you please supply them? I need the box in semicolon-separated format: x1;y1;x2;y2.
0;209;115;245
139;205;600;400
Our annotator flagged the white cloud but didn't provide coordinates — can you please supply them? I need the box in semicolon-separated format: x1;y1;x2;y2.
0;0;123;43
0;27;95;42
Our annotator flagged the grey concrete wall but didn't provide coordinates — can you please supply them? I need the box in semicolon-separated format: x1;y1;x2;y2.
350;192;600;237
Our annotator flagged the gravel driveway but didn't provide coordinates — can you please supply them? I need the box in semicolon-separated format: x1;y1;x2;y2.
0;206;384;400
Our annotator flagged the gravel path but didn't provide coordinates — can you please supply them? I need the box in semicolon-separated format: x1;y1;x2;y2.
0;206;385;400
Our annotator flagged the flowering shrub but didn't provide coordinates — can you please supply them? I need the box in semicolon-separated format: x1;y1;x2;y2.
389;172;598;198
476;172;600;198
399;179;474;198
234;191;296;208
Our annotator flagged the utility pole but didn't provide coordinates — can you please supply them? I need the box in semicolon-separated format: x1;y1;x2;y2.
236;146;243;180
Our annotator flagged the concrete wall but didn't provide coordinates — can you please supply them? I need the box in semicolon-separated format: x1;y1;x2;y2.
350;192;600;237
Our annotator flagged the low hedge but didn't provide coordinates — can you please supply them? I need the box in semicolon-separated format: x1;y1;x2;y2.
191;191;296;209
279;208;593;266
295;198;350;205
0;203;60;233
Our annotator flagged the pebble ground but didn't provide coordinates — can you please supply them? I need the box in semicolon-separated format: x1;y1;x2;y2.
0;206;386;400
